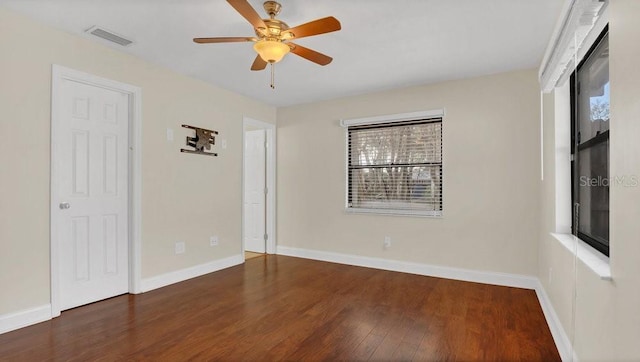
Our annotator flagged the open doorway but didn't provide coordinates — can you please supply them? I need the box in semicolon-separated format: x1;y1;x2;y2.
242;117;276;261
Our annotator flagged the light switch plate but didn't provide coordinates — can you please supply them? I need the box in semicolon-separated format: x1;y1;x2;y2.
166;128;174;141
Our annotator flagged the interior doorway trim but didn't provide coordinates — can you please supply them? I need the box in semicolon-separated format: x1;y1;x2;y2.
242;116;276;255
50;65;143;317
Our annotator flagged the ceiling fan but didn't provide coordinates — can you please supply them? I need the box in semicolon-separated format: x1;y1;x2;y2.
194;0;341;88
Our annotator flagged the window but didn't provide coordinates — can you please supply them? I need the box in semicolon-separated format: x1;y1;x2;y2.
343;111;443;217
570;26;609;256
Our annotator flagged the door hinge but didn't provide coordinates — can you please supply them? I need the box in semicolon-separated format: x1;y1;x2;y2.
264;233;268;241
264;187;268;195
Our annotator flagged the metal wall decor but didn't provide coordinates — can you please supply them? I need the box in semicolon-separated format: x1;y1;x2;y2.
180;124;218;157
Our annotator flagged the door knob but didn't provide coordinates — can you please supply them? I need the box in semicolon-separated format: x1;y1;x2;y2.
59;202;71;210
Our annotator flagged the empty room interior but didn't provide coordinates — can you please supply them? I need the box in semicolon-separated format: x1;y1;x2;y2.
1;0;639;361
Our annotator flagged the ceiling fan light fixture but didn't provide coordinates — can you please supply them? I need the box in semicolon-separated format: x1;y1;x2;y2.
253;39;290;63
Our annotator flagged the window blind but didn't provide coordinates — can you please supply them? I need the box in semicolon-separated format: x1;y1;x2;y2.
347;118;443;216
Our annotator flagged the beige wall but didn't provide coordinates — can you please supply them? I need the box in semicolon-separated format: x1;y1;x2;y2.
277;69;541;276
5;2;640;358
0;7;275;315
537;0;640;359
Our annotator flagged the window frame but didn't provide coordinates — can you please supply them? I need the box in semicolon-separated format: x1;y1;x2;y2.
569;25;610;257
341;110;444;217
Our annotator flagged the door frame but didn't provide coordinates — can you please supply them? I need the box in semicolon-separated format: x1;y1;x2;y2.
242;117;276;256
50;65;142;317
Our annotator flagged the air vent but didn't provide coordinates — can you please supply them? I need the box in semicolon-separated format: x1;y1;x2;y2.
85;26;133;47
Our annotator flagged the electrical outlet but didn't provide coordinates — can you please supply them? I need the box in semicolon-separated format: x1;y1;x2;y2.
210;235;219;246
384;236;391;249
166;128;174;142
175;241;185;254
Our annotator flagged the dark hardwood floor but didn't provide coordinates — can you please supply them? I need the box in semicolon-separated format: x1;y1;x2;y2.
0;255;560;361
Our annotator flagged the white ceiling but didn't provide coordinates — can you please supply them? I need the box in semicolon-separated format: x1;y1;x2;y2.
0;0;563;107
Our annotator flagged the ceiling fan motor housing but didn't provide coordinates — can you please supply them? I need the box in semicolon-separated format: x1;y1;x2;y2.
255;18;289;39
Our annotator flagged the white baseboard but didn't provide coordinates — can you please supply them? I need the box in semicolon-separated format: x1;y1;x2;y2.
276;246;538;289
277;245;575;361
534;281;577;362
140;254;244;292
0;304;51;335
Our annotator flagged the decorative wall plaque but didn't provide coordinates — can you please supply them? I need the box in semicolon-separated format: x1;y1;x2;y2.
180;124;218;157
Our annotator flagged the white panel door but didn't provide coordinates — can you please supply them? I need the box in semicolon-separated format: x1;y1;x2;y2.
55;79;129;311
244;130;266;253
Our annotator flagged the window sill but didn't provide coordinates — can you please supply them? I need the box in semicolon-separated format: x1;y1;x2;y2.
550;233;612;280
346;208;442;218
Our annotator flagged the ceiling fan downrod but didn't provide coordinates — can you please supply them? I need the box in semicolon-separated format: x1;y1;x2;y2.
263;1;282;19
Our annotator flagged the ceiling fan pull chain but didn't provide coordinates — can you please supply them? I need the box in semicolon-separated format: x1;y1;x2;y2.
270;63;276;89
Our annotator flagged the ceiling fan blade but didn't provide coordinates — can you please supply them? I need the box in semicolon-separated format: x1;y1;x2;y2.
284;16;341;40
227;0;267;30
193;37;256;44
251;55;268;71
288;43;333;66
